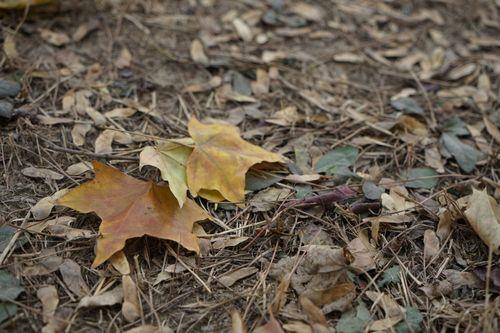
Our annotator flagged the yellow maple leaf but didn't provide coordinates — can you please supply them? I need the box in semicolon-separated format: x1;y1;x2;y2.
186;117;285;203
57;161;209;267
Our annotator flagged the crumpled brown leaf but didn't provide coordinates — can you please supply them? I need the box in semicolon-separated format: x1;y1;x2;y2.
464;188;500;253
346;234;377;273
269;245;354;312
59;259;89;297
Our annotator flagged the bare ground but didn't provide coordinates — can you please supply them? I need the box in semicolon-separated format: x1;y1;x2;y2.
0;0;499;332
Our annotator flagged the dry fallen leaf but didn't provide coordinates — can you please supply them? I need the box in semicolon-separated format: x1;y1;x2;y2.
448;63;477;80
233;18;253;42
231;310;247;333
365;186;415;239
467;124;491;154
22;252;63;276
26;216;72;234
59;259;89;297
270;245;352;312
251;69;270;96
443;269;483;289
94;129;132;154
333;52;364;63
368;316;403;331
211;236;249;250
22;166;64;181
421;280;453;299
397;115;428;137
366;291;404;317
423;229;440;261
262;50;287;63
346;235;377;273
37;285;58;323
186;117;284;203
124;326;174;333
66;161;93;176
219;267;258;287
266;106;303;127
31;189;69;220
78;286;123;308
3;33;19;60
436;208;454;241
425;147;445;173
122;275;140;322
464;188;500;253
27;216;94;241
115;48;132;69
72;19;99;42
39;28;71;46
483;116;500;143
190;39;209;65
282;321;313;333
253;315;285;333
84;107;106;126
250;187;291;212
302;281;355;308
57;161;209;267
37;115;73;125
71;123;92;146
110;251;131;275
183;76;222;93
105;107;137;118
269;272;291;314
299;296;329;330
289;2;324;22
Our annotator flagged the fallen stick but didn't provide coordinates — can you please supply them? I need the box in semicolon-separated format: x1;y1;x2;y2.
349;201;381;214
285;185;357;209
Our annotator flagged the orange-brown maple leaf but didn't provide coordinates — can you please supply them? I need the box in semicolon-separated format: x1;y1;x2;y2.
187;117;285;203
57;161;209;267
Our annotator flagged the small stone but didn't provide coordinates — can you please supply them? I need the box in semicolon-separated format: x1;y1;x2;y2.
0;80;21;98
0;100;14;119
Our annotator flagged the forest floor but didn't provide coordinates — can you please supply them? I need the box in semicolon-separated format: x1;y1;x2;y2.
0;0;499;332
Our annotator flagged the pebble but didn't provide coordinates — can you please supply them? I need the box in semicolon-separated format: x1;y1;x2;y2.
0;100;14;119
0;79;20;98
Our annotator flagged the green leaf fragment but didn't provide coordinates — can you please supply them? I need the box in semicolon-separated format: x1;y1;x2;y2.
245;171;281;191
0;226;16;252
336;302;371;333
401;168;438;189
395;307;423;333
362;181;384;200
295;185;312;199
139;140;193;207
315;146;359;176
390;97;424;116
378;265;401;287
0;303;17;323
0;270;24;323
0;270;24;301
442;116;468;136
440;133;482;173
